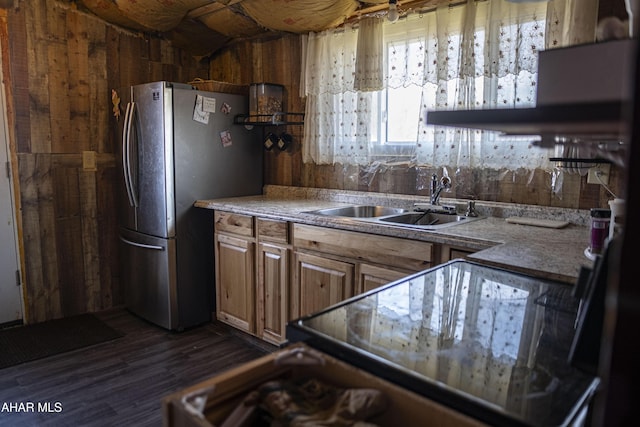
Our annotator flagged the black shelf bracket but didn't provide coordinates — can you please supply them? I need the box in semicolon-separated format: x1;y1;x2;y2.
548;158;612;164
234;112;305;127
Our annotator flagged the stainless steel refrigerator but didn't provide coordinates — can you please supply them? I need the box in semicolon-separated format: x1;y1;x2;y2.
115;81;262;331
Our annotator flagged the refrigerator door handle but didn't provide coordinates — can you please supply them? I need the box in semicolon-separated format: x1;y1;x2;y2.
124;101;139;207
119;235;165;251
122;102;135;207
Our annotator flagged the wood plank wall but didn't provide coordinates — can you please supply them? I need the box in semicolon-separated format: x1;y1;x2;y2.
209;35;306;190
208;32;623;210
2;0;208;323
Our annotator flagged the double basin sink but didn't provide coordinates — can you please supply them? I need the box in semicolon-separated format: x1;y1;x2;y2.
305;205;483;230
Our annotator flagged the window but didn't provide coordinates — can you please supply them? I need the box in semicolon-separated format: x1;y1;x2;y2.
303;1;554;170
371;32;425;146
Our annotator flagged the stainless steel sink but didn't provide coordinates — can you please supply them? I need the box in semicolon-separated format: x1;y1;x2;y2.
305;205;408;218
305;204;483;230
378;211;480;229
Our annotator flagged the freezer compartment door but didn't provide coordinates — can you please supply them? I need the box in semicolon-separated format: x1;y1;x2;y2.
120;228;178;330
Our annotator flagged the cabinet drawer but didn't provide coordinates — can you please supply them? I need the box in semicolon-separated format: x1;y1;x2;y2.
163;343;486;427
215;211;254;237
257;218;289;243
294;224;433;271
358;263;412;294
440;244;476;264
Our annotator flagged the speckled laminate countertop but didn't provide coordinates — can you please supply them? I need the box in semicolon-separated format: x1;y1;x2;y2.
196;185;594;284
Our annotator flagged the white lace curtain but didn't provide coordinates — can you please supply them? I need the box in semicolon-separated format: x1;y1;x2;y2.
301;20;376;165
414;0;546;169
301;0;599;169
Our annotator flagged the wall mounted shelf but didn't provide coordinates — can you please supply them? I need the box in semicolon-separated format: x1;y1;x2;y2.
426;101;631;167
234;112;304;127
425;101;631;142
548;158;612;164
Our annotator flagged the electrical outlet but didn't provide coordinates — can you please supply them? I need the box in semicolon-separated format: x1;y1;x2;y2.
587;164;611;185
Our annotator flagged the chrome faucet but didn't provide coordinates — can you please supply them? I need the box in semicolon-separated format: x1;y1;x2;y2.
430;173;452;206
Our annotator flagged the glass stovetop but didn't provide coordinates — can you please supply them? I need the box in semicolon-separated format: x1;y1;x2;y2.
287;260;598;427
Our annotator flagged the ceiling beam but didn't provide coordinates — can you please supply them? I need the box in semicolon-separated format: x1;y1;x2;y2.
350;0;452;18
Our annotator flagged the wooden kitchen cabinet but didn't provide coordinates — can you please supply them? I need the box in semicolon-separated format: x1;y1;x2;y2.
292;252;355;318
214;212;293;344
213;215;436;344
256;218;291;345
214;212;256;333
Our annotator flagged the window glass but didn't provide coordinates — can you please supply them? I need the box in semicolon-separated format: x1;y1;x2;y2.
369;6;546;165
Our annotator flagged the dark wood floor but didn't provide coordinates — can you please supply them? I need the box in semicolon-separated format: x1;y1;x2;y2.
0;308;275;427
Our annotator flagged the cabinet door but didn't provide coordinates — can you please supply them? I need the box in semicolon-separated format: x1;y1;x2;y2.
257;242;288;345
215;233;255;333
358;263;412;294
292;252;355;318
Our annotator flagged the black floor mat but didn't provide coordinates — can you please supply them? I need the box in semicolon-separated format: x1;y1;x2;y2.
0;313;124;369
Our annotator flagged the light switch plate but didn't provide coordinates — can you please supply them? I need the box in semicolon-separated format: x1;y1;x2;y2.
82;151;97;171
